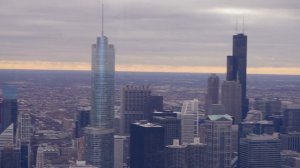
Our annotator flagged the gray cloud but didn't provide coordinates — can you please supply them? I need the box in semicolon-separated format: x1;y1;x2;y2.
0;0;299;68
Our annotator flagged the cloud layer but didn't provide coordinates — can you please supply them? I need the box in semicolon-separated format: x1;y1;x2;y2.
0;0;299;71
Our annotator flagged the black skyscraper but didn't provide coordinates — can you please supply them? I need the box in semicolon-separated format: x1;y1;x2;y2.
227;33;249;120
130;121;164;168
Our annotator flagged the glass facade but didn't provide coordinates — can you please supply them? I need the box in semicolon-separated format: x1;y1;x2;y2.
85;35;115;168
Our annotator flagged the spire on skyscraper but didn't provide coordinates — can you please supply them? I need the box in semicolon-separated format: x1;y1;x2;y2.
101;0;104;36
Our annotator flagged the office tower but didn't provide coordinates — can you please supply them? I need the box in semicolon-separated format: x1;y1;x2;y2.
179;99;199;144
0;84;18;134
164;139;187;168
114;135;126;168
239;134;281;168
244;110;263;122
204;114;232;168
153;116;181;145
281;150;300;168
205;74;219;111
283;104;300;133
206;104;225;115
0;144;21;168
144;95;163;121
120;85;151;135
221;81;242;123
186;137;207;168
84;3;115;167
226;33;248;120
19;113;31;142
130;121;164;168
280;132;300;153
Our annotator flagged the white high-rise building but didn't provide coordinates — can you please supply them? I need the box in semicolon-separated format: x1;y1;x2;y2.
221;81;242;123
205;114;233;168
19;113;32;142
0;123;14;149
114;135;126;168
179;99;199;144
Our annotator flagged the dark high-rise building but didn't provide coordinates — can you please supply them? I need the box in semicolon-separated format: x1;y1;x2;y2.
0;145;21;168
226;33;249;120
283;104;300;133
144;95;163;121
186;138;207;168
0;84;18;134
205;74;219;111
152;116;180;145
20;142;30;168
164;139;187;168
120;85;151;135
239;134;281;168
130;121;164;168
74;107;90;138
239;121;275;138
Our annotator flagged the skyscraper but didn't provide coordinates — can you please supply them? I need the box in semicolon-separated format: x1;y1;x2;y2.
205;74;219;111
204;114;232;168
179;99;199;144
239;134;281;168
84;2;115;167
186;137;207;168
221;81;242;123
120;85;151;135
226;33;249;120
0;84;18;134
164;139;187;168
130;121;164;168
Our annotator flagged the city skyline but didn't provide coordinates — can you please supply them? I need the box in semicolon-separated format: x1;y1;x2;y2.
0;0;300;75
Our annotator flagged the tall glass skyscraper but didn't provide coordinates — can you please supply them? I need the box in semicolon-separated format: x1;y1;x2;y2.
85;29;115;167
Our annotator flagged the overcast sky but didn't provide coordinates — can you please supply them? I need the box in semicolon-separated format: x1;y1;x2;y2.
0;0;299;72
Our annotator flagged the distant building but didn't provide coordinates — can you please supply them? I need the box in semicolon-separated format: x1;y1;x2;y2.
254;98;282;117
152;116;181;145
238;120;275;139
206;104;225;115
74;107;90;138
204;114;232;168
179;99;199;144
280;132;300;153
239;134;281;168
130;121;164;168
221;81;242;123
144;95;163;121
205;74;219;111
244;110;263;122
283;104;300;133
164;139;187;168
120;85;151;135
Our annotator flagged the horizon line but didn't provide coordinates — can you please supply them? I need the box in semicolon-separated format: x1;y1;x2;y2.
1;60;300;75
